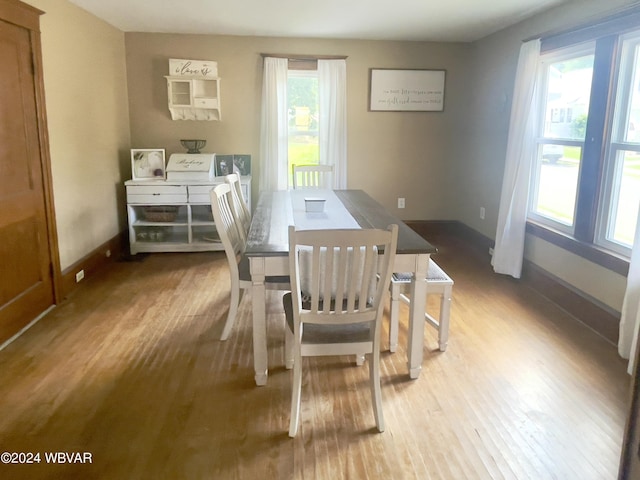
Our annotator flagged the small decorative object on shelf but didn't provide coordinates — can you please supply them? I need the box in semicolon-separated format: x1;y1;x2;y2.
131;149;166;180
180;139;206;154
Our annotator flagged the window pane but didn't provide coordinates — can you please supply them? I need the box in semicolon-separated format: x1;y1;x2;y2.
598;33;640;254
607;150;640;247
622;40;640;143
543;54;593;141
287;72;319;186
531;146;581;226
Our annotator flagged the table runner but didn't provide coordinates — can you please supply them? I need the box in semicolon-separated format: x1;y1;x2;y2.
289;189;360;230
288;189;376;298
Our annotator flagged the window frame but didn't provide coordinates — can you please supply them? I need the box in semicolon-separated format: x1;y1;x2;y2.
525;10;640;276
595;31;640;256
528;42;596;235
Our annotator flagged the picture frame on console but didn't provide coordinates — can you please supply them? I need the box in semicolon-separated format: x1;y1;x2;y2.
131;149;166;180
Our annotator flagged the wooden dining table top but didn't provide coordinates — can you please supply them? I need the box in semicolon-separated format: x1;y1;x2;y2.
245;189;437;257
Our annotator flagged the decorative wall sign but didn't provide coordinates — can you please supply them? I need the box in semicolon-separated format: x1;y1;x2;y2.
169;59;218;78
369;69;445;112
131;149;166;180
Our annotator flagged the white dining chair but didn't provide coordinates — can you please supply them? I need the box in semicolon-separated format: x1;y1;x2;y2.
210;184;289;341
389;259;454;353
283;224;398;436
225;173;251;239
292;164;333;189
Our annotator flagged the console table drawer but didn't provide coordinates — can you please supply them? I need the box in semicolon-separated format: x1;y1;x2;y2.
188;184;217;203
127;185;188;204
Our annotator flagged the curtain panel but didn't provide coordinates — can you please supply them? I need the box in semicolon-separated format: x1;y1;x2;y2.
259;57;289;192
619;205;640;374
318;59;348;189
491;39;541;279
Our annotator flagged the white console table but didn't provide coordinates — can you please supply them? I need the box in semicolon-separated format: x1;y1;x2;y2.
125;176;251;254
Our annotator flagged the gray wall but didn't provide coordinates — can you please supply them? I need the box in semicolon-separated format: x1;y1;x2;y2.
458;0;638;312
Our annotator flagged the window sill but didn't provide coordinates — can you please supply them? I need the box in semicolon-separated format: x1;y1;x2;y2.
525;221;629;277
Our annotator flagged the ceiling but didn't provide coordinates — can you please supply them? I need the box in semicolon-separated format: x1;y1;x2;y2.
66;0;572;42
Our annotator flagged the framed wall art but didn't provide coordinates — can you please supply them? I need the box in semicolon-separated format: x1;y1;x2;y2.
369;69;445;112
131;149;166;180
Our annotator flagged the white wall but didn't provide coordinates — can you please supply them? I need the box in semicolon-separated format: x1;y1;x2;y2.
25;0;131;270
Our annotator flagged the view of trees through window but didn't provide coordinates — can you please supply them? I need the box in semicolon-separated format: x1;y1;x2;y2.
287;71;319;186
529;30;640;257
531;50;594;229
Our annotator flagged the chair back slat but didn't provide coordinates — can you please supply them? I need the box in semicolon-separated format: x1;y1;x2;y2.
289;226;398;325
292;164;334;189
225;174;251;239
211;184;245;265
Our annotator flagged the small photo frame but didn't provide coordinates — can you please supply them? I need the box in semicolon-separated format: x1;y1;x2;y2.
233;155;251;176
131;149;166;180
215;155;233;177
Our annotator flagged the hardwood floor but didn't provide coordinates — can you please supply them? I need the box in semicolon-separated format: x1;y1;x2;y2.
0;229;631;479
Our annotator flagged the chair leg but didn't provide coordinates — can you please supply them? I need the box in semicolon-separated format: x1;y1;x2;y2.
220;286;244;341
438;287;452;352
369;351;385;433
288;345;303;437
389;282;400;353
285;327;294;369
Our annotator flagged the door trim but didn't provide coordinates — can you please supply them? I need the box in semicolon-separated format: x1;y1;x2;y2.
2;0;62;305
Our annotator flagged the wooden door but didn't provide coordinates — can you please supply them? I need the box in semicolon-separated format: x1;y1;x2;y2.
0;2;58;344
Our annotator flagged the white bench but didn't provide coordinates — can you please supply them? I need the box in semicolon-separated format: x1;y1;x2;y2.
389;260;454;352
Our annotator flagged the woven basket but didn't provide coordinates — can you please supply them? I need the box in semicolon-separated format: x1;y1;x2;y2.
142;206;178;222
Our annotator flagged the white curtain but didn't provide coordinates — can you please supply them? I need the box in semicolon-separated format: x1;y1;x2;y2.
318;59;348;189
619;204;640;374
259;57;289;192
491;39;541;279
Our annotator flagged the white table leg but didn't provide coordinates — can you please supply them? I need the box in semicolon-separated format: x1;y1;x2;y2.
250;257;268;386
407;254;430;379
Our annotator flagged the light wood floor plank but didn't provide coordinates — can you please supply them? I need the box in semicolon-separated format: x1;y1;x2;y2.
0;231;630;479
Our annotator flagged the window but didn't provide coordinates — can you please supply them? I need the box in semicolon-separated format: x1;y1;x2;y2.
259;55;346;192
530;44;594;231
597;31;640;255
287;70;319;185
528;22;640;263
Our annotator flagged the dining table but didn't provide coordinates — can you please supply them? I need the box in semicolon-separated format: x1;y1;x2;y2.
244;189;437;386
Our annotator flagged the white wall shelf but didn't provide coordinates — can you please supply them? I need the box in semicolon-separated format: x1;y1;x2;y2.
165;76;221;121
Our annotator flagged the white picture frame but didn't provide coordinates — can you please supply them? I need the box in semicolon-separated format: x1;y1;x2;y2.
131;149;166;181
369;68;446;112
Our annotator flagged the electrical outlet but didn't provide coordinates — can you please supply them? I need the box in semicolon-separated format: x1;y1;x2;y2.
105;249;111;258
75;269;85;283
480;207;486;220
398;197;405;209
